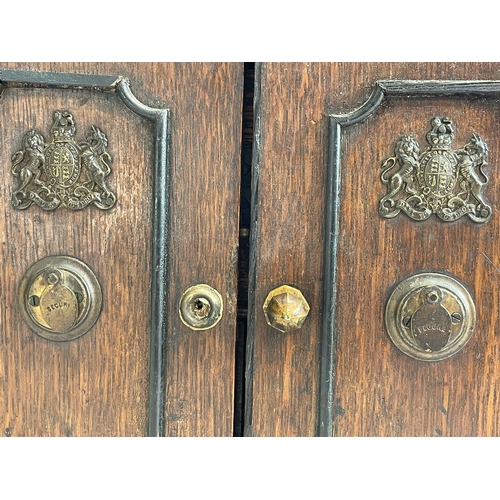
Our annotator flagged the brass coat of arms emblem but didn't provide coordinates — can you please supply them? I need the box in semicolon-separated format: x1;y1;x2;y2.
379;117;492;223
11;110;116;210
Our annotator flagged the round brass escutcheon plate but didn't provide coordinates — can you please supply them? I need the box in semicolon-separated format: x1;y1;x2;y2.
179;284;223;331
18;256;102;342
385;272;476;362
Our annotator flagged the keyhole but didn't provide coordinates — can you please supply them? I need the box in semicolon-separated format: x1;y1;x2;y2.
28;295;40;307
190;297;211;319
178;284;223;330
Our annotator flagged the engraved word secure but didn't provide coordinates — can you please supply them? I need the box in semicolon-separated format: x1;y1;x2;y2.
18;256;103;341
384;273;476;361
11;110;116;210
379;117;492;223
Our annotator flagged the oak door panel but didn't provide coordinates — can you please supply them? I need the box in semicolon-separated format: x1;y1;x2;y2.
246;63;328;436
247;62;500;436
0;62;243;436
162;62;243;436
333;63;500;437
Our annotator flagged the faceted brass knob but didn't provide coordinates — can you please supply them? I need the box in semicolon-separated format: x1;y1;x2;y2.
263;285;310;332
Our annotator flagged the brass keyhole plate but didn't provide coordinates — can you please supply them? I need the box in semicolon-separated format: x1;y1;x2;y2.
179;284;223;331
385;272;476;361
18;256;102;341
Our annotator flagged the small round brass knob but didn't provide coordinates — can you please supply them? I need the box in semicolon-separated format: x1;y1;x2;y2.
179;284;223;331
263;285;310;332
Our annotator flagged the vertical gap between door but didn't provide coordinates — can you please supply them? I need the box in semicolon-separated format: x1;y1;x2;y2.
233;62;255;436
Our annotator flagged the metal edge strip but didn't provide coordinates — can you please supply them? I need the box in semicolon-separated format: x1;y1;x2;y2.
0;69;170;437
0;69;122;92
332;79;500;125
116;79;170;438
317;117;341;437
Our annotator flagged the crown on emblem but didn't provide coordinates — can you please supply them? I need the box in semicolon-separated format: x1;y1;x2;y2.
50;110;76;142
425;116;455;148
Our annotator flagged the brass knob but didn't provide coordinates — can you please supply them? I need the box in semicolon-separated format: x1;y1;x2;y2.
263;285;310;332
179;284;223;331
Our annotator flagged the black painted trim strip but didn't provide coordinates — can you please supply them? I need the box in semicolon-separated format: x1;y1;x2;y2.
379;79;500;95
317;117;341;437
0;69;170;437
0;69;122;92
321;79;500;436
116;79;170;438
332;79;500;125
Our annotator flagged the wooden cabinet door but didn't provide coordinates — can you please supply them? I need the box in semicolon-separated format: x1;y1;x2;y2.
246;62;500;436
0;63;243;436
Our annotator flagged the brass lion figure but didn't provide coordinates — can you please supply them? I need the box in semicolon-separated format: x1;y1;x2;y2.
11;130;51;208
379;135;420;218
456;133;491;222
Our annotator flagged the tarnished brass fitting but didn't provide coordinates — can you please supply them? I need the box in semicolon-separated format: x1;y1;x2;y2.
263;285;310;332
179;284;223;331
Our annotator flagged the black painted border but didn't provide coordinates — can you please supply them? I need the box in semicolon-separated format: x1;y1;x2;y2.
0;69;170;437
319;79;500;437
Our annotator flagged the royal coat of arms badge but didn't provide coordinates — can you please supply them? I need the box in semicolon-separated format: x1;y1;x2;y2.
11;110;116;210
379;116;492;223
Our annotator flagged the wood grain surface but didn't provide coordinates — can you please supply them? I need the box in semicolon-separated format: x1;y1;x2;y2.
334;63;500;436
5;62;498;437
162;63;243;436
247;62;500;436
0;63;243;436
246;63;327;436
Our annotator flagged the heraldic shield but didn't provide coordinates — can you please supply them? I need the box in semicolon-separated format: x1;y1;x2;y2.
11;110;116;210
379;116;492;223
